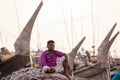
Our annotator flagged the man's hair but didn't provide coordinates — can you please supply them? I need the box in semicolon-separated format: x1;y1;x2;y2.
47;40;55;45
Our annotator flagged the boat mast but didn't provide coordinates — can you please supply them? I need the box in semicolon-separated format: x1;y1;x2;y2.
0;31;4;47
13;0;21;33
91;0;95;57
36;20;41;51
61;0;71;51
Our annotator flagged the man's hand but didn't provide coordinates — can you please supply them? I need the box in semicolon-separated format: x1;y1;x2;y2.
46;67;56;73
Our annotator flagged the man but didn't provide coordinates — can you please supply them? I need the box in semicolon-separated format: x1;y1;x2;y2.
40;40;70;75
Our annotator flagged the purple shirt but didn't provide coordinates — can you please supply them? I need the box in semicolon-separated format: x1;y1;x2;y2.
40;50;65;67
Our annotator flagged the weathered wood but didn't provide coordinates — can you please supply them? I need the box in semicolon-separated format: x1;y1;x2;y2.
69;37;86;70
14;1;43;55
73;23;119;80
73;63;107;79
0;1;43;78
67;37;85;77
97;23;119;64
0;55;30;78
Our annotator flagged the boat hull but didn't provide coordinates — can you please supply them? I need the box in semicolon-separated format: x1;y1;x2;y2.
0;55;30;78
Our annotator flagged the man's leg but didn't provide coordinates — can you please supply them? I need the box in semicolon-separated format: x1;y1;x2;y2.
42;66;50;73
55;56;71;79
62;57;71;80
55;56;65;72
42;66;56;73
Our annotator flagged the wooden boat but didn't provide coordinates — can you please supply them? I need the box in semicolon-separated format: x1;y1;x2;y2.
0;54;30;77
69;23;119;80
0;1;43;78
0;0;119;79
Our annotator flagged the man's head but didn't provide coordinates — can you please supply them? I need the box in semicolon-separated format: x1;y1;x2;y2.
47;40;55;51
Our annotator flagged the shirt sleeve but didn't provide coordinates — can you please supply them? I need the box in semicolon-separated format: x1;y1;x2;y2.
55;50;65;57
40;52;47;67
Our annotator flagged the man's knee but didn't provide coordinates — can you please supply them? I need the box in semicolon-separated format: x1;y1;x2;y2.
63;60;70;69
42;66;50;73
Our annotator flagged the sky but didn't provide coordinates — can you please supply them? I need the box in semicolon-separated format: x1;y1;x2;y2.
0;0;120;57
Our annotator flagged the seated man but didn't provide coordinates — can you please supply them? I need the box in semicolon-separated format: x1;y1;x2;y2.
40;40;70;75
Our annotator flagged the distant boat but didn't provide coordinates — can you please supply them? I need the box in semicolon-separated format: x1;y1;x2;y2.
72;23;119;80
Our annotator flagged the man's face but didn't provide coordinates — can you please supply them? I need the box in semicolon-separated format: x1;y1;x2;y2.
47;43;55;51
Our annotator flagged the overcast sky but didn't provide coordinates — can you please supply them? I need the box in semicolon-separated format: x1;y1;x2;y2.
0;0;120;57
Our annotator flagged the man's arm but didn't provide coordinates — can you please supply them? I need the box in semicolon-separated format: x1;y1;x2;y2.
40;52;47;67
64;53;69;63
